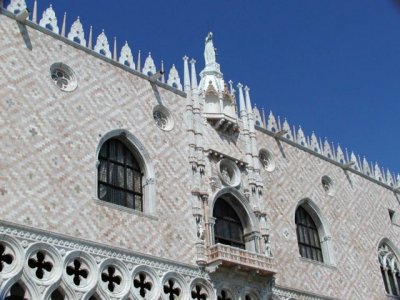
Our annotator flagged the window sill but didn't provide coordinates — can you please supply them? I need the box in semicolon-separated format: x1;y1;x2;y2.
386;294;400;299
92;197;158;221
299;257;336;269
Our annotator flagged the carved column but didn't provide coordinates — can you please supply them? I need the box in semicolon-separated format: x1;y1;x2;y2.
383;268;393;295
206;217;216;246
393;269;400;296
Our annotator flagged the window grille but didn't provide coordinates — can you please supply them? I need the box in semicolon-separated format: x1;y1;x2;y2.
213;198;245;249
295;206;323;262
98;138;143;211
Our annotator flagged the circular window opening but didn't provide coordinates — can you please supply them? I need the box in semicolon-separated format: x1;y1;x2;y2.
153;105;174;131
321;176;334;195
217;158;241;187
259;149;275;172
50;63;77;92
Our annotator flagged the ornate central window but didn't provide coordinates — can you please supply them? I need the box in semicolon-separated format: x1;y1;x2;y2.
213;198;245;249
379;242;400;296
98;138;143;211
295;206;323;262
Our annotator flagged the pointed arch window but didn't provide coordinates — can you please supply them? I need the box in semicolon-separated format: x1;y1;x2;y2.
379;243;400;296
98;138;143;211
5;282;29;300
213;197;245;249
50;288;65;300
295;206;323;262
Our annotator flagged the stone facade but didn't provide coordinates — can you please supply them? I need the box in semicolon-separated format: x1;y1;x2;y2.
0;2;399;299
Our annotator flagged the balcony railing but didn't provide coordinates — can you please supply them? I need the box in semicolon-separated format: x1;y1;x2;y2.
206;243;276;276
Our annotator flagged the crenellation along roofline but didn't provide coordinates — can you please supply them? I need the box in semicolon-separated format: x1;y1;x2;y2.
0;7;187;98
256;124;400;194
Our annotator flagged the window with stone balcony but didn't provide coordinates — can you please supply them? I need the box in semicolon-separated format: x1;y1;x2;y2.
213;197;245;249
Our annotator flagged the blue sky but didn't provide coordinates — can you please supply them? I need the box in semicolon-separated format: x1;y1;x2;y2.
10;0;400;173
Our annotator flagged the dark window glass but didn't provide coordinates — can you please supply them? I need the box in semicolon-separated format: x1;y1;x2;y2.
388;269;398;296
98;138;143;211
5;282;27;300
295;206;323;262
51;288;65;300
213;198;245;249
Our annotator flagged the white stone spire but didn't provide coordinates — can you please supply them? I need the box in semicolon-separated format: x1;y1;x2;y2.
88;26;93;49
32;0;38;23
113;37;118;61
137;50;141;72
183;56;191;93
61;12;67;37
190;59;198;92
244;86;253;116
228;80;233;95
160;60;166;83
237;83;246;118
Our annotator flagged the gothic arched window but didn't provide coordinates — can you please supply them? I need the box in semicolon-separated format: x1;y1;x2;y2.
213;198;245;249
295;206;323;262
5;282;29;300
98;138;143;211
379;242;400;296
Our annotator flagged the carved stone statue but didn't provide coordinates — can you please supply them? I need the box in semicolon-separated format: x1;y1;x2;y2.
204;32;216;66
221;167;231;184
264;235;272;257
195;216;205;240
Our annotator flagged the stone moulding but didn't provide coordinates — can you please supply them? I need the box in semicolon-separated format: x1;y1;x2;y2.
0;221;206;279
206;243;276;276
273;285;337;300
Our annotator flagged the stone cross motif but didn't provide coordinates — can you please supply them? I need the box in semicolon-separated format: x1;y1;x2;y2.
134;272;152;297
66;259;88;286
101;266;121;292
28;252;53;279
163;279;181;300
218;290;232;300
0;244;13;272
191;285;207;300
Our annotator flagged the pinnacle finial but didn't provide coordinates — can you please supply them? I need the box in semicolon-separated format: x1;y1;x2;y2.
137;50;141;72
88;26;93;49
183;55;191;93
190;58;198;92
160;60;165;83
32;0;38;23
61;12;67;37
113;37;117;61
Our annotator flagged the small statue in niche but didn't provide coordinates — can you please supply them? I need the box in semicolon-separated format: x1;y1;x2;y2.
264;235;272;257
196;216;205;240
260;154;269;169
221;166;231;184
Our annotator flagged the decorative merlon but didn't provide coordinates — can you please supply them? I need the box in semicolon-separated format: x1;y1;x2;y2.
4;2;182;90
257;109;400;191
